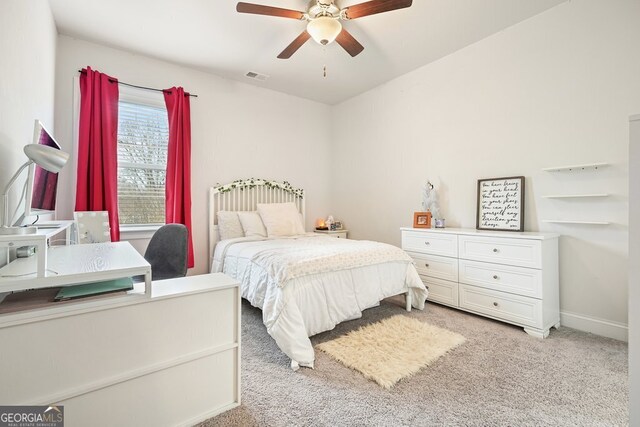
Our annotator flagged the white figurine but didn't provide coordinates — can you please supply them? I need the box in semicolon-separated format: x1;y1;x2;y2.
422;182;441;220
326;215;335;230
421;184;430;211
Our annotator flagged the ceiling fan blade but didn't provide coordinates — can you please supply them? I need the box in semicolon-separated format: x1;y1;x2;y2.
277;31;311;59
236;2;305;20
335;28;364;57
344;0;412;20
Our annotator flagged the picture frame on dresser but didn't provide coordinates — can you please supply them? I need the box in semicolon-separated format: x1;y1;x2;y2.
476;176;525;232
413;212;432;228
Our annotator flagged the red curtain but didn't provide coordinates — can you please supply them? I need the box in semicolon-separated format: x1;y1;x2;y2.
75;67;120;241
164;87;194;268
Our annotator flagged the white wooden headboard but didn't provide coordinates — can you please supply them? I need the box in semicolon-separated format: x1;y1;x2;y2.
208;179;305;270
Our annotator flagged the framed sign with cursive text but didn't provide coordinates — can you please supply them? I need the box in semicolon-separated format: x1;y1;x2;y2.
476;176;525;232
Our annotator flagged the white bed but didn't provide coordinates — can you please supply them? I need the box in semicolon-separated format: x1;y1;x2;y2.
208;179;428;369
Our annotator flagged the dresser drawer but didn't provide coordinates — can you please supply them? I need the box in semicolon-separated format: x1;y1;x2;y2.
458;235;541;268
458;259;542;298
459;284;542;328
410;252;458;282
421;276;458;307
402;231;457;257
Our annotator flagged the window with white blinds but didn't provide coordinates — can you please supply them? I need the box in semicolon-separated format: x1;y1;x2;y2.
117;100;169;225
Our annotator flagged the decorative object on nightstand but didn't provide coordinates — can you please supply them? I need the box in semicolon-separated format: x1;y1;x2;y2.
476;176;525;232
314;229;348;239
315;218;328;230
319;215;344;231
326;215;335;230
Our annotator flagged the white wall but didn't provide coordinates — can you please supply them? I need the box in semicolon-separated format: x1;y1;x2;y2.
0;0;57;223
330;0;640;339
55;36;332;275
629;114;640;426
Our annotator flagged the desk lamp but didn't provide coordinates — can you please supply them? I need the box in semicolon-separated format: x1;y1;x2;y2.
1;144;69;235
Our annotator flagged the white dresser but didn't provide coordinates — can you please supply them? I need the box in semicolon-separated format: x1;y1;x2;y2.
401;227;559;338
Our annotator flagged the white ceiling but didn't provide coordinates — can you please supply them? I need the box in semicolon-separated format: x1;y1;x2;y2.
49;0;565;105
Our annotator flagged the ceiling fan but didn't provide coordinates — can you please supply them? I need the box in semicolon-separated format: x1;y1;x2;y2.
236;0;413;59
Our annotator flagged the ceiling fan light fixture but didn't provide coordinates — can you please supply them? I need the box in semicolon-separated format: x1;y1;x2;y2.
306;16;342;46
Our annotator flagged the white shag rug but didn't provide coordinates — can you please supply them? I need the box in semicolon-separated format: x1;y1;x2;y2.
317;314;465;388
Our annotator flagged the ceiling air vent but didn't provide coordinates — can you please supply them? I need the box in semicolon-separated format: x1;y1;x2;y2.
245;71;269;81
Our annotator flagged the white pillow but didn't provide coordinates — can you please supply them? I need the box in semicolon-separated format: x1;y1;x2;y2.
237;211;267;237
257;202;305;237
217;211;244;241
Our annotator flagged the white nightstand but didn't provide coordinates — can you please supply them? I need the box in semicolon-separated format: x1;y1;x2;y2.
314;229;349;239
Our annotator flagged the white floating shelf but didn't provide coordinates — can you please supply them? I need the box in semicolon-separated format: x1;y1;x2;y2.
542;194;609;199
542;162;609;172
542;220;610;225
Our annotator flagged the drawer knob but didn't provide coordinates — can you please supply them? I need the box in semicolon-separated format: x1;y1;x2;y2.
493;275;499;280
424;241;431;245
493;302;499;307
493;248;499;253
425;263;430;268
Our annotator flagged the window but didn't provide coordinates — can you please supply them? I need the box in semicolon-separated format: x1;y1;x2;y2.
117;91;169;226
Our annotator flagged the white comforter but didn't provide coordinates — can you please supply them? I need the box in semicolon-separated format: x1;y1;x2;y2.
212;234;428;369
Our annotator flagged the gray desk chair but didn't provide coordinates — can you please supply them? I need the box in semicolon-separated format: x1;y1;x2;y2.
145;224;188;281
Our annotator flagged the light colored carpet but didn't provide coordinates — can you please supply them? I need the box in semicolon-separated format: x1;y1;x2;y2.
317;314;465;388
200;297;628;427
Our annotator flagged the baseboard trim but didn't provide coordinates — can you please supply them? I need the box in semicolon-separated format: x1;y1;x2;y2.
560;311;628;341
178;402;240;427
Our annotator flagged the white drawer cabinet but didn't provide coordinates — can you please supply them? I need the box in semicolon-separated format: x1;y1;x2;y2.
402;227;559;338
459;284;542;328
458;235;542;269
420;275;459;307
458;259;542;298
402;230;457;257
0;274;241;425
410;253;458;282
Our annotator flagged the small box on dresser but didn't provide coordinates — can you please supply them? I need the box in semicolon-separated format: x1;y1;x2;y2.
401;227;560;338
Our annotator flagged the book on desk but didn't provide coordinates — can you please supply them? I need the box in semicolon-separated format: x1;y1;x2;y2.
54;277;134;301
0;277;134;314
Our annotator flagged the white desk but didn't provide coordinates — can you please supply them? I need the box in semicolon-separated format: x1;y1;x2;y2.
0;220;74;276
0;240;152;327
0;241;151;294
0;273;241;426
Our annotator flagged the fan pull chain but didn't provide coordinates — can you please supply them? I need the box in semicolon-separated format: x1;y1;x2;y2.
321;45;327;78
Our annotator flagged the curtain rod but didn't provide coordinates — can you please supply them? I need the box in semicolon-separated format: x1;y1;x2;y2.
77;69;198;98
